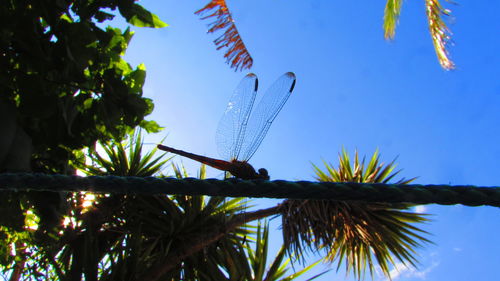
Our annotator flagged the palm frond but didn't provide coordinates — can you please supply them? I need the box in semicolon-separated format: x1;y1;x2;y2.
383;0;404;40
425;0;455;70
195;0;253;71
283;149;430;280
210;220;325;281
77;129;170;177
172;163;189;179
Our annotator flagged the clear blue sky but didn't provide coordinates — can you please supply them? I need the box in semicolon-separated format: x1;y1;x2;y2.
120;1;499;280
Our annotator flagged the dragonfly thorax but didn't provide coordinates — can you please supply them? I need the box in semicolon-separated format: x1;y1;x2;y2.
228;160;270;180
257;168;269;180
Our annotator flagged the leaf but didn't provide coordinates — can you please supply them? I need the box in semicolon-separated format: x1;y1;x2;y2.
94;11;115;23
139;120;163;133
120;3;168;28
383;0;404;40
83;98;93;110
282;259;327;281
128;63;146;93
195;0;253;71
425;0;455;70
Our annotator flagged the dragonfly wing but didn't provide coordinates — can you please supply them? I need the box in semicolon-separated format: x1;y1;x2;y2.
239;72;296;161
216;73;258;161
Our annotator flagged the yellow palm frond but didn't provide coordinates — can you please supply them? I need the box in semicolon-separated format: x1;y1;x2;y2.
425;0;455;70
383;0;404;40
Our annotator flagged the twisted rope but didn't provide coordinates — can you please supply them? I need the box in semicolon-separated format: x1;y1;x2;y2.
0;173;499;207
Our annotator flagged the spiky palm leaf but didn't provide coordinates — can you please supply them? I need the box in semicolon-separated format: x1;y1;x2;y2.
249;221;328;281
165;166;324;280
194;220;327;281
282;149;431;279
425;0;455;69
78;129;170;177
40;130;252;281
383;0;404;40
77;133;278;280
197;0;456;72
118;189;250;281
383;0;455;70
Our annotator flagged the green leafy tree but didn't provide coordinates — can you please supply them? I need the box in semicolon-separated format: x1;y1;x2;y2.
0;1;166;279
0;0;166;175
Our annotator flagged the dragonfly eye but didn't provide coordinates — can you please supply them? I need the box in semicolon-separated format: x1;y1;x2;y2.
257;168;269;180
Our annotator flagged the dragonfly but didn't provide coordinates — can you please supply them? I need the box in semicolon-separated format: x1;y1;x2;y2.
157;72;296;180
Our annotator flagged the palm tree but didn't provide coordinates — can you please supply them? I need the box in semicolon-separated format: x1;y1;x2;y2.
4;130;322;280
2;130;430;280
281;149;431;279
149;148;431;280
196;0;456;70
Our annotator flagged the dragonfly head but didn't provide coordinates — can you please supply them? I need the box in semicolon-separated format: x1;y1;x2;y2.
257;168;269;180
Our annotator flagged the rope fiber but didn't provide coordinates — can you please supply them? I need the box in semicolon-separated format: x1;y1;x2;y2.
0;173;499;207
